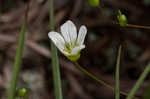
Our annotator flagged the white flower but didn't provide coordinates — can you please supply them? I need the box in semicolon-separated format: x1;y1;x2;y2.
48;20;87;61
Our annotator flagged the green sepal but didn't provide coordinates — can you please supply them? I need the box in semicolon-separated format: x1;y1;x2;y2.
65;52;80;62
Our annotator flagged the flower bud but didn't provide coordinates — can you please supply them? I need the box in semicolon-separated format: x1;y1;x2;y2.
88;0;100;7
17;88;28;97
117;10;128;27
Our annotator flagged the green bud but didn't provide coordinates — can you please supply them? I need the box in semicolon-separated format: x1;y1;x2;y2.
88;0;100;7
117;10;128;27
17;88;28;97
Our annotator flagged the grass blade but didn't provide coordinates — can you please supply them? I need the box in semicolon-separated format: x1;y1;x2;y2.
49;0;63;99
115;45;121;99
7;7;27;99
126;63;150;99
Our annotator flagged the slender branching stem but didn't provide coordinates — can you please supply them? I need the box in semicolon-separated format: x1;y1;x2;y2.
73;61;139;98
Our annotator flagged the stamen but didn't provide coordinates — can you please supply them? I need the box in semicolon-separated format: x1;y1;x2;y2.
64;41;80;54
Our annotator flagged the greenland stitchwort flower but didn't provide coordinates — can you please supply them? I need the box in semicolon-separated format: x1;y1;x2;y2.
48;20;87;61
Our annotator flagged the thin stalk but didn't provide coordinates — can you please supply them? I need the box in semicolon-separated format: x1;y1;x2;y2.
23;94;28;99
49;0;63;99
115;46;122;99
126;24;150;30
7;7;28;99
112;21;150;30
126;63;150;99
73;61;137;98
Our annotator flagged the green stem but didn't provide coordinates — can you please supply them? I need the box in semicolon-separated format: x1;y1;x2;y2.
126;63;150;99
73;61;131;97
23;95;28;99
7;11;27;99
49;0;63;99
112;21;150;30
115;46;121;99
126;24;150;30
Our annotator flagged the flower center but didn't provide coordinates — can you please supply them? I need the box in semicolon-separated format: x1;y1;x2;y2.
64;41;79;53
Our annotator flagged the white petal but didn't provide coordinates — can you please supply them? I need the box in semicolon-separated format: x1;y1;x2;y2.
61;20;77;44
71;45;85;55
77;25;87;45
48;31;65;52
61;50;70;56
